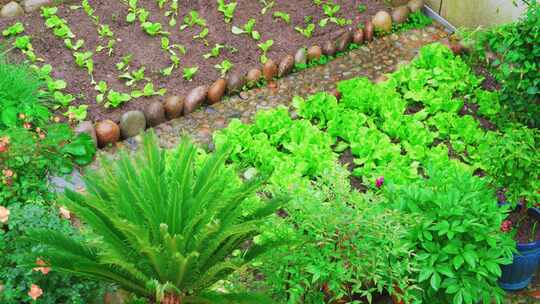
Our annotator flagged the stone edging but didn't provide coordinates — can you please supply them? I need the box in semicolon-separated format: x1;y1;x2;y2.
0;0;427;149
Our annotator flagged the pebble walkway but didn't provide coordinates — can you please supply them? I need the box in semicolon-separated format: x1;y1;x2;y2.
50;22;540;303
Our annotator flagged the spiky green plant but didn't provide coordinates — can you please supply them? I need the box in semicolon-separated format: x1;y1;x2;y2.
28;132;286;303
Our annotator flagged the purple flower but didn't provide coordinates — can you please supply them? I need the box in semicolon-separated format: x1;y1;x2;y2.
375;176;384;188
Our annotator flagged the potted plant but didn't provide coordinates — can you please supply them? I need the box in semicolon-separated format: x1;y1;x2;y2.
499;205;540;290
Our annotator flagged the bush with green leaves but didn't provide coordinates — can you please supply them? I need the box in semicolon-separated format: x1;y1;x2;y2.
0;203;107;304
473;124;540;204
29;132;287;304
383;162;515;304
0;53;98;302
466;0;539;127
260;183;419;304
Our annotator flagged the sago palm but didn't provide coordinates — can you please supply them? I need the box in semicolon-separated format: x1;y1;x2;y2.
29;132;285;303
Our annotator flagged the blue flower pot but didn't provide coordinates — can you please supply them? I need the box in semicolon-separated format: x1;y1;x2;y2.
499;241;540;290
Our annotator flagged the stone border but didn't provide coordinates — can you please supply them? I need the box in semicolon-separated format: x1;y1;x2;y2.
0;0;426;149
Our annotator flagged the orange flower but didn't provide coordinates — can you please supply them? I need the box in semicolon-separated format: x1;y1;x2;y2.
33;258;51;275
23;122;32;129
0;143;7;153
0;136;9;144
28;284;43;300
0;206;9;224
3;169;13;177
18;113;26;120
59;206;71;220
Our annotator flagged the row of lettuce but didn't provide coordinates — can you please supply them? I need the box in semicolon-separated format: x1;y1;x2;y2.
206;43;537;304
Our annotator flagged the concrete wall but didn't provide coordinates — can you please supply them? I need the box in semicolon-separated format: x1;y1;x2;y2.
425;0;527;28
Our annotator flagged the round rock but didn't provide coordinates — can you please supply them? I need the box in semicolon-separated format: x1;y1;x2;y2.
95;120;120;148
336;31;353;52
120;110;146;138
353;29;364;44
278;55;295;77
74;121;97;147
307;45;322;61
408;0;425;12
294;48;307;65
226;71;245;94
372;11;393;33
392;6;410;24
263;59;278;81
246;68;262;87
208;78;227;105
163;95;184;119
364;21;374;42
184;86;207;114
322;41;337;56
144;101;166;127
1;1;24;17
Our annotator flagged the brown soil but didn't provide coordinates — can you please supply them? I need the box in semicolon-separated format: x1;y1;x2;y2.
338;148;368;192
0;0;388;123
507;209;540;245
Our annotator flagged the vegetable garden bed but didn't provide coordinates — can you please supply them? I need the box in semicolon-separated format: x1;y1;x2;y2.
0;0;389;123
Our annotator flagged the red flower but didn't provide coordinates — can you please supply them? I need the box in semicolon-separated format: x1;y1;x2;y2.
500;220;513;233
375;176;384;188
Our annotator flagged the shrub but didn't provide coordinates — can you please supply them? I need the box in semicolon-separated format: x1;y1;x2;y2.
260;187;419;304
467;0;540;127
0;203;106;304
0;53;98;302
29;132;287;303
383;161;515;304
473;124;540;204
0;56;50;130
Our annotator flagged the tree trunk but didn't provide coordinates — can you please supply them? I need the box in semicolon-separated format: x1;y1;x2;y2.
163;293;181;304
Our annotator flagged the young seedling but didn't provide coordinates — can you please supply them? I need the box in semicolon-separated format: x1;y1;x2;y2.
214;59;233;77
95;80;108;103
357;4;367;13
231;18;260;40
157;0;168;9
130;82;167;98
273;11;290;24
64;105;88;121
64;38;85;51
259;0;275;15
81;0;99;24
54;91;75;107
203;43;224;59
319;2;351;27
119;66;149;87
165;0;179;26
258;39;273;64
116;54;133;71
183;66;198;81
217;0;237;23
2;22;24;37
42;7;75;39
160;38;186;76
141;22;168;36
295;23;315;38
126;0;149;23
73;51;95;83
193;27;209;44
96;39;116;56
180;10;206;30
98;24;114;38
106;89;132;108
